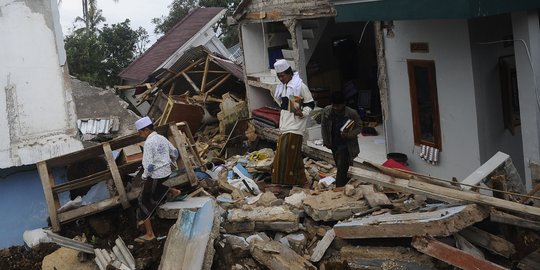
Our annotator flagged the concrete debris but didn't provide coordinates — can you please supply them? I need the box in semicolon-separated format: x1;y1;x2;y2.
303;190;368;221
34;117;540;270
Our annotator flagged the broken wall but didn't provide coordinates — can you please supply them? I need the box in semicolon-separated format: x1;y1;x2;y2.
237;0;335;21
0;0;82;168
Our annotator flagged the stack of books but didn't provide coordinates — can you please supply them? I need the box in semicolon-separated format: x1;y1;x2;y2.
340;119;355;133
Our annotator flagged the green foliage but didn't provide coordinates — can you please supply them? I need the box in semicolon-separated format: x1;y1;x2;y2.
152;0;240;48
65;19;145;87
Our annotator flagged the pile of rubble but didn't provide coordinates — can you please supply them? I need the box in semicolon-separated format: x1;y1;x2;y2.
28;117;540;270
148;144;540;270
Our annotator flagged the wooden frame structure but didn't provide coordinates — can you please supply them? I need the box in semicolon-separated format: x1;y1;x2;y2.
38;122;201;232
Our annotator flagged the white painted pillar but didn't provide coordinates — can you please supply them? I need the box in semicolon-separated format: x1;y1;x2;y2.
512;11;540;191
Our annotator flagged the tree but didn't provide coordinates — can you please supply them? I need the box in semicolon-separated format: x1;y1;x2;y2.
75;0;105;33
65;19;146;87
152;0;240;48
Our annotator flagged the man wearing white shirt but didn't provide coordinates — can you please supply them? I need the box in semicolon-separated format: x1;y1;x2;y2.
135;116;182;242
271;59;315;186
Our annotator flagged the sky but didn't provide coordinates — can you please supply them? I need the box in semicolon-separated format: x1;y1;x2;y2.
58;0;174;43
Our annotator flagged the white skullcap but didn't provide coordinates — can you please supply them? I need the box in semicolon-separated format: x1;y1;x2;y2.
274;59;290;73
135;116;152;130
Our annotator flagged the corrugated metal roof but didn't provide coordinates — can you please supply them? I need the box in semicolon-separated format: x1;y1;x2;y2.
77;118;119;135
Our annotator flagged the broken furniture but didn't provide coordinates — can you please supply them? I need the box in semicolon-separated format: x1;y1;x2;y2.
38;122;200;232
148;92;205;132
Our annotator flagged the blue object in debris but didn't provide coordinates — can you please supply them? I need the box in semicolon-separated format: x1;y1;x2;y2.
233;164;252;179
195;171;211;180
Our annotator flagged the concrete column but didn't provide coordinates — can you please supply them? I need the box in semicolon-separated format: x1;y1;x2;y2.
294;21;308;81
512;11;540;190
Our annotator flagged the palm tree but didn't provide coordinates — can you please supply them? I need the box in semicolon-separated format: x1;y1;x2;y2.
75;0;105;33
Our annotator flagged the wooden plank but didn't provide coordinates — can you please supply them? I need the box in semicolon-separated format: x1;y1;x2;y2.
58;189;140;223
518;247;540;270
358;185;392;208
169;124;198;186
411;236;509;270
205;74;231;95
461;151;509;190
490;208;540;231
334;204;488;239
408;179;540;218
348;167;464;204
103;143;129;209
454;234;485;259
53;171;111;193
310;229;335;262
458;226;515;258
182;72;200;93
38;161;61;232
177;122;203;167
200;55;211;93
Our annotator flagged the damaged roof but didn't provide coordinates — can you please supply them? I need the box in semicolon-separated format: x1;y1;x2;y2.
119;7;225;83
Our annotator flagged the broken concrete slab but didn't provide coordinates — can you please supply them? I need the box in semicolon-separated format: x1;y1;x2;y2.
358;185;392;208
157;197;213;219
303;190;368;221
334;204;488;239
310;229;335;262
250;240;316;270
159;198;220;270
287;233;307;254
224;206;299;233
42;247;95;270
458;226;516;258
223;234;250;257
285;192;307;209
412;235;509;270
341;246;436;268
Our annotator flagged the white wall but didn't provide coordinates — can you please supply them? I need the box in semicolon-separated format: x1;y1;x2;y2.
468;14;525;179
512;11;540;190
0;0;82;168
384;19;481;180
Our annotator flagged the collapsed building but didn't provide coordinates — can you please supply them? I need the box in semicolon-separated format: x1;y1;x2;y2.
5;1;540;270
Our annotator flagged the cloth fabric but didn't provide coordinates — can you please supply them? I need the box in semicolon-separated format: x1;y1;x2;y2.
274;59;290;73
382;159;412;172
332;144;351;187
271;72;315;135
135;116;152;130
321;105;362;161
137;176;169;221
142;132;179;179
271;133;306;185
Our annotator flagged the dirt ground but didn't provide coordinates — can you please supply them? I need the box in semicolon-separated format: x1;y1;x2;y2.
0;206;175;270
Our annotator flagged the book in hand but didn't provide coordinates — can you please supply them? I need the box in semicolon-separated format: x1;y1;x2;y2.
288;95;303;113
340;119;355;133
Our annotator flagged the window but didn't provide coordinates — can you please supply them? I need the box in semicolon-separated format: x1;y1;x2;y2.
407;60;442;149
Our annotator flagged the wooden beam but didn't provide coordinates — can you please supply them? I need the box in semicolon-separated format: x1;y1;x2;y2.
490;208;540;231
168;81;176;96
348;167;464;204
200;55;211;93
161;58;205;89
187;70;229;74
518;247;540;270
53;171;111;193
38;161;61;232
103;143;129;209
169;124;198;186
408;179;540;218
411;236;509;270
461;151;509;190
58;189;140;224
458;226;516;258
205;74;231;96
181;72;200;93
